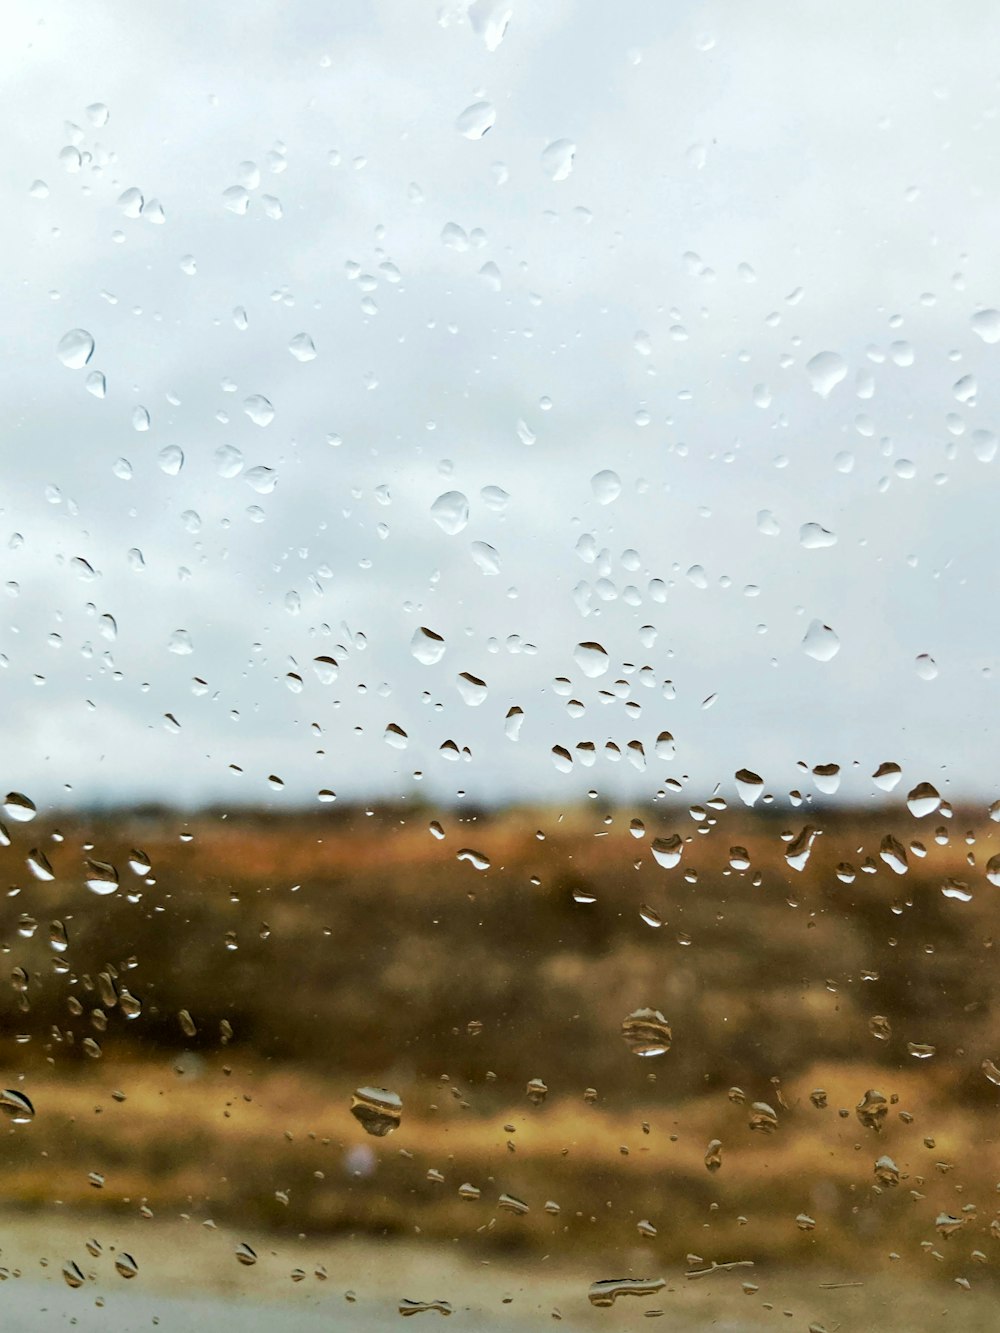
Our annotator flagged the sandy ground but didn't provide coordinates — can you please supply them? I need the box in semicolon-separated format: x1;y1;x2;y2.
0;1212;993;1331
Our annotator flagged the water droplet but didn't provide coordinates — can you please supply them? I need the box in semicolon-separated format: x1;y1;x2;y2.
399;1299;453;1317
873;1155;899;1187
158;445;184;476
457;847;490;870
169;629;194;655
574;642;609;678
350;1086;402;1137
734;769;764;806
0;1090;34;1123
243;395;274;427
27;850;54;881
456;673;487;706
936;1212;967;1239
879;835;908;875
115;1253;138;1279
117;187;143;218
497;1192;529;1215
541;139;576;181
588;1278;665;1308
289;333;317;362
856;1089;888;1131
504;706;524;740
470;541;500;575
806;350;847;397
526;1078;548;1106
56;329;94;370
972;308;1000;343
85;860;118;896
651;835;683;869
223;185;250;215
455;100;496;139
131;406;150;432
86;102;109;127
245;465;277;494
802;620;840;662
872;762;902;792
235;1242;257;1266
654;732;675;761
869;1014;892;1042
915;654;938;681
812;763;841;795
3;793;36;823
906;782;941;818
86;370;106;398
799;523;837;549
431;491;469;534
749;1102;779;1134
62;1260;86;1289
591;470;621;504
908;1042;935;1059
621;1008;672;1057
704;1139;722;1172
982;1058;1000;1086
411;627;446;665
214;444;244;478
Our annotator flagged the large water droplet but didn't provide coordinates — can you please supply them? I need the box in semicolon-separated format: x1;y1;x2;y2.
3;793;36;822
57;329;95;370
856;1089;888;1131
288;333;317;362
468;0;512;50
411;627;446;665
806;351;847;397
0;1089;34;1123
115;1253;139;1279
734;768;764;806
431;491;470;534
621;1008;672;1056
455;101;496;139
906;782;941;818
573;641;609;678
872;762;902;792
591;469;621;504
456;672;487;706
85;859;119;896
799;523;837;549
243;395;274;427
971;309;1000;344
223;185;250;215
350;1086;402;1137
399;1299;453;1317
541;139;576;181
802;620;840;662
588;1278;665;1308
651;835;683;869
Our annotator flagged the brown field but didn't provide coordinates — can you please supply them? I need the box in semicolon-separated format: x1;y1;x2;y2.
0;798;998;1315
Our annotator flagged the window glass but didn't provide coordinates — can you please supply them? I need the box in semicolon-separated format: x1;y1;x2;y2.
4;2;999;1328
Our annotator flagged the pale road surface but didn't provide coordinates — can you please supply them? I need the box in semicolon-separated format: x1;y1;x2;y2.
0;1215;991;1331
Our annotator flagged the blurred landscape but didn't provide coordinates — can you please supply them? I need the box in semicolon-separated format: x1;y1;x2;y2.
0;796;998;1321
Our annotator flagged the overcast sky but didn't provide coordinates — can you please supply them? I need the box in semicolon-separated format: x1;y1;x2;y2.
4;0;1000;813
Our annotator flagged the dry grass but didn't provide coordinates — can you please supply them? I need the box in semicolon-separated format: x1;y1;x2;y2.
0;800;996;1290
